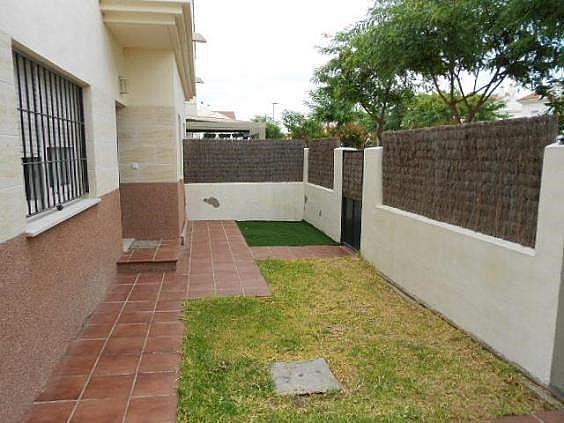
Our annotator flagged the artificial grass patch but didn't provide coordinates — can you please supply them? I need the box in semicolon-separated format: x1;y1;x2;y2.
178;258;553;422
237;220;337;247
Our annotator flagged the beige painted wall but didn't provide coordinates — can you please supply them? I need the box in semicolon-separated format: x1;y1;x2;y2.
122;48;175;107
117;49;184;185
361;145;564;385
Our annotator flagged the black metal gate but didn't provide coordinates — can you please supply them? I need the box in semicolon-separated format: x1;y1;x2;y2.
341;150;364;250
341;197;362;250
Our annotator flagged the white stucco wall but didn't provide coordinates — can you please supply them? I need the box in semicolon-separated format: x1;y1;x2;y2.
0;0;125;101
186;183;305;221
303;148;345;242
361;145;564;384
0;1;126;242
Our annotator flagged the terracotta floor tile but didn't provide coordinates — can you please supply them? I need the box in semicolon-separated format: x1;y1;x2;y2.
124;301;156;313
94;354;141;376
533;411;564;423
96;302;124;313
156;300;183;311
139;353;181;373
83;374;135;399
189;280;214;290
212;276;235;285
66;339;105;357
105;289;130;302
149;322;185;337
112;323;150;338
136;273;164;284
115;274;137;284
72;398;127;423
161;281;186;292
153;311;183;322
36;375;87;401
118;311;154;324
189;274;214;283
125;396;177;423
214;263;237;272
158;290;185;301
54;355;97;376
144;337;181;353
132;372;178;397
216;288;243;297
24;401;76;423
87;311;119;325
129;287;160;301
104;337;145;355
80;324;113;339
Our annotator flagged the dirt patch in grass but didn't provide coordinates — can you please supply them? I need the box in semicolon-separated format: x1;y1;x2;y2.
178;258;554;422
237;220;337;247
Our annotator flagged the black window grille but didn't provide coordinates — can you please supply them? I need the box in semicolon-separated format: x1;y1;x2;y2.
13;50;88;217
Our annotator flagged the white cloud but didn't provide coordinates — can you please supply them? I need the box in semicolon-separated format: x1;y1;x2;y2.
193;0;373;121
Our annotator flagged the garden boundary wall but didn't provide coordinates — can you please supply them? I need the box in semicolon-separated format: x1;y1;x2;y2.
184;139;305;221
362;115;564;394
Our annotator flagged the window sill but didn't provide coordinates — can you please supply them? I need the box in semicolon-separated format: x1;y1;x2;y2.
25;198;101;238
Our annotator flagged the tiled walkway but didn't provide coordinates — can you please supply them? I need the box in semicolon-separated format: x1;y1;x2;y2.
185;220;271;298
251;245;353;260
24;220;270;422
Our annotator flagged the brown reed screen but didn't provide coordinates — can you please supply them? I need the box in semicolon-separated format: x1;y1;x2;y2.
308;138;340;189
382;115;558;247
343;150;364;201
184;139;304;183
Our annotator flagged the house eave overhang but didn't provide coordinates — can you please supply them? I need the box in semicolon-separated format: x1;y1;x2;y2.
100;0;196;100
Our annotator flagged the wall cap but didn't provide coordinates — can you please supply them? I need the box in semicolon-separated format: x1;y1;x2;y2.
378;205;536;256
25;198;101;238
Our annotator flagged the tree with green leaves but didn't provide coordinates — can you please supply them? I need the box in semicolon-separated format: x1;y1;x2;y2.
401;93;508;129
315;24;413;143
308;85;358;128
368;0;563;124
251;116;284;139
281;110;327;142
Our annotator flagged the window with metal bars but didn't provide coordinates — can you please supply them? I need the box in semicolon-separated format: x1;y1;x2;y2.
13;50;89;217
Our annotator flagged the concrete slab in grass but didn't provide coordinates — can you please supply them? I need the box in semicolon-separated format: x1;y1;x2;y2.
271;358;342;395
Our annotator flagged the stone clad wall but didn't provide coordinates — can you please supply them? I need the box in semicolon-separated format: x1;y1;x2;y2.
184;139;304;183
382;116;557;247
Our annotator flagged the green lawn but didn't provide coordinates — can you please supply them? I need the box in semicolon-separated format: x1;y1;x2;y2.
178;258;553;422
237;220;337;246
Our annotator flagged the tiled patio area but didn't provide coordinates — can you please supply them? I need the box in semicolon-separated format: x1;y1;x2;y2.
24;220;270;422
185;220;272;298
251;245;354;260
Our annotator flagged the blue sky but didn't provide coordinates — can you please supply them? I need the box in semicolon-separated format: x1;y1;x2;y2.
192;0;373;121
